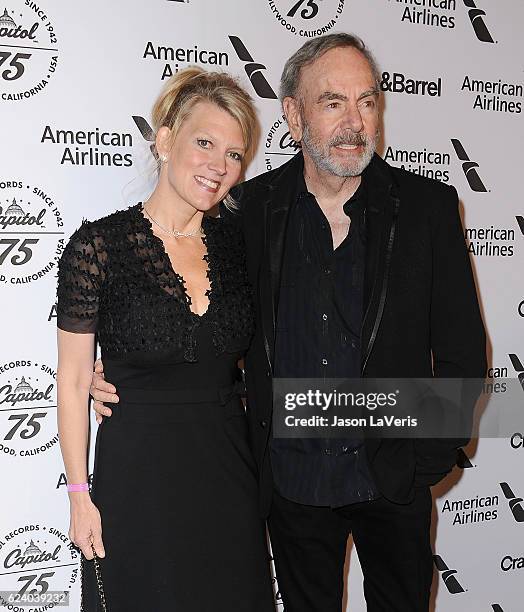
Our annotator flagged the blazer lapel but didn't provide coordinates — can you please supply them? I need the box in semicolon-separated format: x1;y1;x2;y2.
258;152;304;367
361;154;400;373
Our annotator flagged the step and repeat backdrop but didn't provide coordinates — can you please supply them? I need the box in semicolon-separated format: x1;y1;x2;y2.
0;1;522;610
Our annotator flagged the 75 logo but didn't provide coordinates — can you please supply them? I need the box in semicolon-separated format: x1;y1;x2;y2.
0;51;31;81
287;0;320;19
4;413;47;441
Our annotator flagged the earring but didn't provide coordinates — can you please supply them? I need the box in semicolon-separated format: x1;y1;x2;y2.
160;153;168;163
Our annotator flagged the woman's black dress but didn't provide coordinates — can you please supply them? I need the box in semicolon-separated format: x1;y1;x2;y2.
57;204;275;611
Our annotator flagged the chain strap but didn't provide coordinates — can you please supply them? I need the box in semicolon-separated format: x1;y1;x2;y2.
79;543;108;612
79;550;83;612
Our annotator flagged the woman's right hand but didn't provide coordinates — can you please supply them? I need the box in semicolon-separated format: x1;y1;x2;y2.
69;493;106;560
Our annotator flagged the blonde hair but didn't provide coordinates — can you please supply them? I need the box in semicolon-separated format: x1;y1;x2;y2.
152;66;259;169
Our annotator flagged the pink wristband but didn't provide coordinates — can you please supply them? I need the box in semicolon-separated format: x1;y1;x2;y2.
67;483;89;492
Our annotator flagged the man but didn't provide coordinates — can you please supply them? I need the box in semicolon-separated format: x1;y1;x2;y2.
91;34;486;611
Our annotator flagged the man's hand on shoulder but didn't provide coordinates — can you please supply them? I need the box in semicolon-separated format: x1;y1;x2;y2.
90;359;119;424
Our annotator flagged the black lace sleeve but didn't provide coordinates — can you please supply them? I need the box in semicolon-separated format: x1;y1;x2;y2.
56;222;106;333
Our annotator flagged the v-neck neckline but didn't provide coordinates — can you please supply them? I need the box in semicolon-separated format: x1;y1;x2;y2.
136;203;215;319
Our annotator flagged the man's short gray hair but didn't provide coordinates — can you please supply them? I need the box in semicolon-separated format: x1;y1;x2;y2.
279;33;381;102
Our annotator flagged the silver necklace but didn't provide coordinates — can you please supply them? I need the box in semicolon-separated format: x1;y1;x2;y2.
143;205;203;239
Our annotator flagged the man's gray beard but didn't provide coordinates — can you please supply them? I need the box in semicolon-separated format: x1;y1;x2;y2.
301;123;378;177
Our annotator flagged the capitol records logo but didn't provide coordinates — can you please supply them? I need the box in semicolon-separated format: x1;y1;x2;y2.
0;360;59;459
266;0;345;38
228;36;277;99
463;0;494;43
433;555;466;594
0;523;78;605
499;482;524;523
0;181;64;285
451;139;488;192
0;3;58;101
264;113;300;172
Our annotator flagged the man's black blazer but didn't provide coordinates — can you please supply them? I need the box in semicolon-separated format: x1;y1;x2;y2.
223;151;486;517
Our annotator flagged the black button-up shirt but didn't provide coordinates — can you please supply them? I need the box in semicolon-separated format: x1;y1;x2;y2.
270;170;379;507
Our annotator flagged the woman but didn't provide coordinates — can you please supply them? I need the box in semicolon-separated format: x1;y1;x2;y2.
57;67;274;611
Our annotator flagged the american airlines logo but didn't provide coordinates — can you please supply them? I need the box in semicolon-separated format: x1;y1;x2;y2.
516;216;524;236
451;139;488;192
433;555;466;594
132;116;156;160
463;0;495;43
508;353;524;392
456;448;474;469
499;482;524;523
228;36;277;99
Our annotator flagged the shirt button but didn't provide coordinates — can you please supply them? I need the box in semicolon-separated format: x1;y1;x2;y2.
324;448;332;456
266;370;271;377
260;420;267;428
322;314;328;321
322;358;328;365
324;267;331;275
